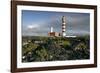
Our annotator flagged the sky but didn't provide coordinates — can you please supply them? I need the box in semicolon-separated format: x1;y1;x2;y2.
22;10;90;36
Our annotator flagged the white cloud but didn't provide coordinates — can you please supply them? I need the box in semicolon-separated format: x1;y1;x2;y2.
27;24;39;29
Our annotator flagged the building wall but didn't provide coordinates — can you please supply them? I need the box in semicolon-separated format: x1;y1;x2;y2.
48;32;60;37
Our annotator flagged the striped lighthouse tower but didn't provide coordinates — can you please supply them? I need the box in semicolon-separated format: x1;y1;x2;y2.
62;16;66;37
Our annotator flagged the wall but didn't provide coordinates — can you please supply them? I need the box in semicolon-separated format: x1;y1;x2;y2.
0;0;99;73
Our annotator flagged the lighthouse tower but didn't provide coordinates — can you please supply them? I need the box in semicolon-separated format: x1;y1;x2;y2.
62;16;66;37
50;27;53;32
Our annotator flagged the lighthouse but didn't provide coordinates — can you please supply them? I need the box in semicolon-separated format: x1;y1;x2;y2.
50;27;53;32
62;16;66;37
48;16;67;37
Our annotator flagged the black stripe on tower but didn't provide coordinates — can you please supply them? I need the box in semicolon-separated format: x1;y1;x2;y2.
62;24;65;26
62;27;65;29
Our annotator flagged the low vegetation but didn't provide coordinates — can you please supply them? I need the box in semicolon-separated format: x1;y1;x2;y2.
22;36;90;62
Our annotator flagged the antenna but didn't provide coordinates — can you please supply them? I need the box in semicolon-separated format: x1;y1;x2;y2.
50;16;56;32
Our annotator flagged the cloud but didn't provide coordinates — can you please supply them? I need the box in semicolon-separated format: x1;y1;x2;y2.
66;30;89;36
22;23;50;36
27;24;39;29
